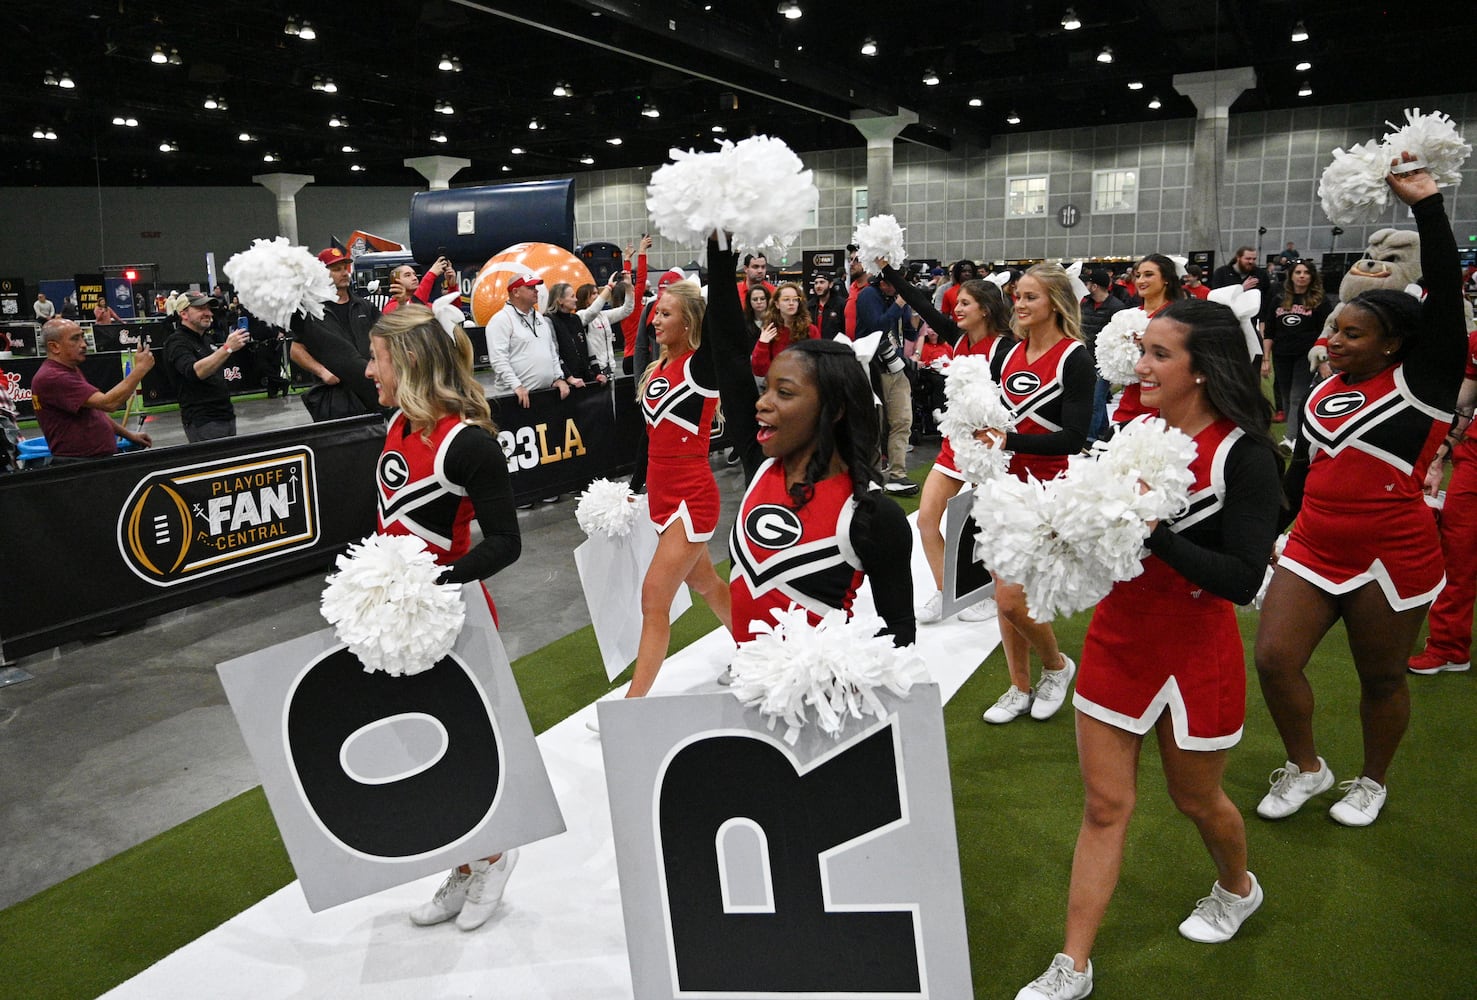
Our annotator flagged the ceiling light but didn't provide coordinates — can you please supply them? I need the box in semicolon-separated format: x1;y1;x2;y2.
1296;60;1312;72
1061;8;1082;30
31;128;48;140
113;116;139;127
43;70;59;86
329;115;345;127
1097;46;1113;64
968;97;982;107
641;105;660;118
1127;80;1143;90
922;69;940;86
451;57;462;72
511;146;526;155
263;153;278;163
45;129;57;140
439;54;455;71
579;154;595;165
501;165;512;172
778;1;802;20
606;136;623;145
151;45;168;64
1291;19;1308;42
203;96;219;110
350;164;366;172
321;78;337;93
711;125;726;133
528;117;542;130
297;21;316;40
553;81;570;97
341;145;358;153
311;76;324;91
436;100;454;115
159;141;177;153
238;132;255;141
860;37;877;56
168;48;182;65
284;17;299;36
58;72;75;89
1147;96;1162;110
430;132;448;143
1006;111;1021;125
1298;80;1313;97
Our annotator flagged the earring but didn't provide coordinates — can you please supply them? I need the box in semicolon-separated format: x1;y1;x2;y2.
1195;377;1205;384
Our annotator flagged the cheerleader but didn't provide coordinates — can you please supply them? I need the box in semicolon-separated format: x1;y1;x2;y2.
363;305;523;932
976;263;1096;724
1253;156;1465;827
878;262;1016;624
1109;253;1183;428
708;243;915;649
626;277;733;699
1016;299;1282;1000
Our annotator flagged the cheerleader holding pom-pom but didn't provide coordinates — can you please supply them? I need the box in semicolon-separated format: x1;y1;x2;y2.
1016;298;1283;1000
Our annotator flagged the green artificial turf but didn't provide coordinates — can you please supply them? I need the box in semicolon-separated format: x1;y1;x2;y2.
3;467;1473;999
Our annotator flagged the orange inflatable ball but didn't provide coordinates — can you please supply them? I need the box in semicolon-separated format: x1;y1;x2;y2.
471;242;595;326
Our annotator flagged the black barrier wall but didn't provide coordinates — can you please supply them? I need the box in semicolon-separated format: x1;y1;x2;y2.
0;376;730;658
0;418;384;659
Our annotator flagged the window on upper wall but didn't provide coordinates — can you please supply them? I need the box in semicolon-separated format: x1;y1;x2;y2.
1092;168;1138;214
1006;175;1049;217
853;186;869;225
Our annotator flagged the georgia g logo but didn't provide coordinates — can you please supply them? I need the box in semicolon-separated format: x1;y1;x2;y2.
743;504;804;550
378;451;410;491
1004;371;1041;396
645;376;671;401
1314;390;1366;419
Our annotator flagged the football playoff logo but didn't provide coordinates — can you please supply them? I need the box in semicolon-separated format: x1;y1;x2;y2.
118;447;320;586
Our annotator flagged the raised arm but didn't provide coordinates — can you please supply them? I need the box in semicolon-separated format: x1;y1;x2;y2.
705;238;764;481
880;264;963;344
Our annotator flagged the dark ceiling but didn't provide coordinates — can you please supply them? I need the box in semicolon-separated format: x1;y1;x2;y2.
6;0;1474;188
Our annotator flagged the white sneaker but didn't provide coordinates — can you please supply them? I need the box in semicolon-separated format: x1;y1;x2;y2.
1015;953;1093;1000
456;849;519;931
1255;756;1334;819
1178;872;1263;943
1329;776;1387;827
983;685;1033;724
916;591;945;625
1030;656;1076;720
409;867;472;926
958;598;998;622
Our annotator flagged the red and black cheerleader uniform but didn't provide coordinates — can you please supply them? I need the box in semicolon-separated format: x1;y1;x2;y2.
999;336;1096;482
708;246;916;647
880;263;1016;481
638;329;721;542
376;411;522;622
1420;331;1477;662
1280;192;1467;611
1111;304;1164;427
1074;419;1281;748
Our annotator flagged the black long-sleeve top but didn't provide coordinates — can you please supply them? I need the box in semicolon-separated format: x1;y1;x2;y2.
1144;432;1282;604
429;423;522;585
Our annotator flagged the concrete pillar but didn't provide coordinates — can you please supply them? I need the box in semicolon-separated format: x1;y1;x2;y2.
403;155;472;191
251;173;315;244
1172;68;1257;257
848;109;918;218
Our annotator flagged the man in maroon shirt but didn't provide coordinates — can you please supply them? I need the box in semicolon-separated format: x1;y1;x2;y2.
31;318;154;461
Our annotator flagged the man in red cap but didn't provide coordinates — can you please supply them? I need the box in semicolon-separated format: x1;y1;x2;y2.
289;248;381;420
486;274;571;408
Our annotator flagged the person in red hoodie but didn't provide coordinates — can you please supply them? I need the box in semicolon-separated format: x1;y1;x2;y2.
383;256;455;314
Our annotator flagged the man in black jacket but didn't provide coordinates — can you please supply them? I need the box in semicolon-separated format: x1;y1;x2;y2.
290;247;381;420
1080;270;1126;444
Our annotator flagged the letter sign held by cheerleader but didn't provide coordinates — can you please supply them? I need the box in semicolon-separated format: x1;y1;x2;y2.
217;583;565;911
599;688;973;999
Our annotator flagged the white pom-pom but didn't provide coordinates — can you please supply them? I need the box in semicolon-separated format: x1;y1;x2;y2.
1095;307;1149;384
728;606;928;745
935;355;1016;482
1383;108;1471;188
575;478;643;538
1095;415;1198;518
646;136;818;252
320;534;465;677
223;237;337;329
1318;140;1393;226
850;215;907;276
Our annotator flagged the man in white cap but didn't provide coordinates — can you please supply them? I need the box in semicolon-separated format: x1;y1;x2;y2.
486;275;572;408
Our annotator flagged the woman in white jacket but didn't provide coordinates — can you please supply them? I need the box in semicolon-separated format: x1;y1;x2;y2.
577;279;636;381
